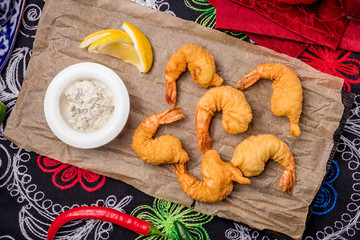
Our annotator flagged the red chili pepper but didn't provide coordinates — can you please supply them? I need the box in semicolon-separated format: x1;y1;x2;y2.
47;206;169;240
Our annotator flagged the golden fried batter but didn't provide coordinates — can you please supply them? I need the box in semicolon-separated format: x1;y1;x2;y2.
172;150;250;203
132;107;189;165
231;134;296;194
196;86;252;154
165;44;223;106
237;63;303;137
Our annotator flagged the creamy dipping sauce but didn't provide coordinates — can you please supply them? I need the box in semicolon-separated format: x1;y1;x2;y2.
61;79;114;132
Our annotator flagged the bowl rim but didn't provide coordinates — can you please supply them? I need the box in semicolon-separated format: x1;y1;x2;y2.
44;62;130;149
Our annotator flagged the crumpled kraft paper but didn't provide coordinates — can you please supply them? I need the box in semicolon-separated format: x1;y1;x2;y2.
4;0;346;239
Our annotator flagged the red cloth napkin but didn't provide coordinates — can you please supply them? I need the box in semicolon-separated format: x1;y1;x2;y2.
341;0;360;20
211;0;360;57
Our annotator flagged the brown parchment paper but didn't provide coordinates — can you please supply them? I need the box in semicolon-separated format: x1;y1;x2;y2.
4;0;345;239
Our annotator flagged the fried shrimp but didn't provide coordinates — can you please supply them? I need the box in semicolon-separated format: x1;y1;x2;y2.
132;107;189;165
172;150;251;203
237;63;303;137
196;86;252;154
231;134;296;194
165;44;224;106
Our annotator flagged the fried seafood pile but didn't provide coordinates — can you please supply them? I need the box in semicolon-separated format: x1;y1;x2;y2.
131;44;303;203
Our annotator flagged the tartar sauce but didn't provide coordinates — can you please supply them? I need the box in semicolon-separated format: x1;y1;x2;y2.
62;79;114;132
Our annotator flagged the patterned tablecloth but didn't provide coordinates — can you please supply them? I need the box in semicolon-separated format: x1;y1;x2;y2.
1;0;360;239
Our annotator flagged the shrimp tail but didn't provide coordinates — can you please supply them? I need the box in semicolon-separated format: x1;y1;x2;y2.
172;163;186;175
237;70;261;91
172;163;199;193
278;153;296;194
157;107;185;125
198;130;212;155
165;78;177;106
196;109;213;154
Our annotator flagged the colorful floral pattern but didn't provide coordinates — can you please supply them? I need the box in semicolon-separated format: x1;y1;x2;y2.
1;0;360;239
225;223;265;240
312;160;339;215
299;45;360;92
184;0;248;40
0;35;10;55
185;0;216;28
131;199;213;239
37;155;105;192
0;0;25;71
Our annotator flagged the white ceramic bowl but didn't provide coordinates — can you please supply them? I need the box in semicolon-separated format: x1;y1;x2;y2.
44;62;130;149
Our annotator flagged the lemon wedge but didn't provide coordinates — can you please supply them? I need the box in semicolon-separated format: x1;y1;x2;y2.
89;34;140;67
79;29;131;49
88;33;133;53
122;21;153;73
80;22;153;73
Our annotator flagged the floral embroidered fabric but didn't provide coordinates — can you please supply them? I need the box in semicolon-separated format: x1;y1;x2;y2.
37;155;106;192
1;0;360;239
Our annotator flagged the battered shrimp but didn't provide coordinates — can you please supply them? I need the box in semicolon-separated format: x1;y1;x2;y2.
231;134;296;194
196;86;252;154
165;44;224;106
172;150;251;203
237;63;303;137
132;107;189;165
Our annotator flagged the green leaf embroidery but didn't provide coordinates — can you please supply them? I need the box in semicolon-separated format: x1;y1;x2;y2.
131;198;213;239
